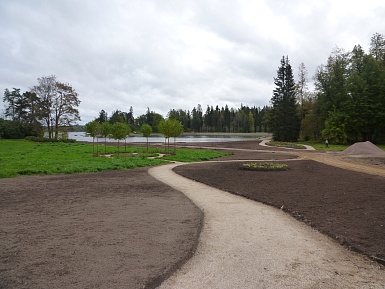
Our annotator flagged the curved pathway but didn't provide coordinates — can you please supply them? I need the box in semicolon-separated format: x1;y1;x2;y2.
149;163;385;289
259;138;316;150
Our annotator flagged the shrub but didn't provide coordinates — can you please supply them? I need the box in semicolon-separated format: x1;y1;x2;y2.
24;136;76;143
0;119;43;139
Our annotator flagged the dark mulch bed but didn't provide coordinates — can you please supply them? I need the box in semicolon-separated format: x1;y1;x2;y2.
174;160;385;261
0;168;203;289
179;140;301;161
179;140;281;151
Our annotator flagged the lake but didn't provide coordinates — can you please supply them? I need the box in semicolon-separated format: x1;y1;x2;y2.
68;132;270;143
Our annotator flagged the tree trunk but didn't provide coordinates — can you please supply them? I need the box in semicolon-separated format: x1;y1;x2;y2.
96;137;99;156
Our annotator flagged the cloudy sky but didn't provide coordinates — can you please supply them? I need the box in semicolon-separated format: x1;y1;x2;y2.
1;0;384;124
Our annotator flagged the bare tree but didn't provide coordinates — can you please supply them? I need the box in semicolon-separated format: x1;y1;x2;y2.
32;75;81;139
32;75;57;138
54;82;81;139
297;62;308;122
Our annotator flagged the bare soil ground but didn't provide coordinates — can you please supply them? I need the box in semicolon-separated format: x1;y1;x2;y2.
0;168;202;289
174;141;385;263
1;140;384;289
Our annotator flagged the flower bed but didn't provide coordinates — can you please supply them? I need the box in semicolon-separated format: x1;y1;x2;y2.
240;162;289;171
266;141;306;149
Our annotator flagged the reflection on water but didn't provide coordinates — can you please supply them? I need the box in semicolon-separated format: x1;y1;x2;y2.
69;132;268;143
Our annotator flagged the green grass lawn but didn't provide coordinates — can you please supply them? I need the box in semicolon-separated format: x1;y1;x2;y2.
299;141;349;151
0;139;229;178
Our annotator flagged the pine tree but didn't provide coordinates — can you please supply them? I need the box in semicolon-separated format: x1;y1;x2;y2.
269;56;300;142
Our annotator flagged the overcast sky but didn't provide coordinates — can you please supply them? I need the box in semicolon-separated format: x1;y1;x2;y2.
1;0;384;124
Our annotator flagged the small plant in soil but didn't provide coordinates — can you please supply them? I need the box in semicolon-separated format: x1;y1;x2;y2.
240;162;289;171
266;141;306;149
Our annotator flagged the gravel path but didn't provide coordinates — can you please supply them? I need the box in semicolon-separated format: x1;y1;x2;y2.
259;138;316;150
149;163;385;289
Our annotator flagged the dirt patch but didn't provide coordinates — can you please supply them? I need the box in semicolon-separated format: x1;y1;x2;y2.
178;140;300;161
174;160;385;261
0;168;203;289
343;156;385;167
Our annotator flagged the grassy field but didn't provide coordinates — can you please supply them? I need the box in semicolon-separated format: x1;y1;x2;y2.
0;139;229;178
300;141;349;151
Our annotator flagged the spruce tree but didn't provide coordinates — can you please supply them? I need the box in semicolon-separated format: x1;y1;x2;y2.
269;56;300;142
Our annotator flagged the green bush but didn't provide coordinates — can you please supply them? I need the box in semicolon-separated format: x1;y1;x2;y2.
0;119;43;139
24;136;76;143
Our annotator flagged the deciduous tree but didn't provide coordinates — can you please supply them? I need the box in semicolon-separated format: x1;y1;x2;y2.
85;120;100;155
296;62;308;123
141;124;152;152
53;82;81;139
31;75;81;139
111;122;130;156
370;32;385;64
158;118;184;154
100;122;112;154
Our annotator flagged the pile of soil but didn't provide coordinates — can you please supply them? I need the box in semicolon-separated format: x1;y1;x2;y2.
343;141;385;156
0;169;203;289
174;159;385;262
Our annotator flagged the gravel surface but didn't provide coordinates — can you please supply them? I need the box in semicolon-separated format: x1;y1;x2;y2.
343;141;385;156
149;163;385;289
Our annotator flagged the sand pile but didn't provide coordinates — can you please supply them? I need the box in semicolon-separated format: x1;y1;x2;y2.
343;141;385;157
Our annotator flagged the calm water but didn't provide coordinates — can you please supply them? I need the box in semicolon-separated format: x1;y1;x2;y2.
69;132;268;143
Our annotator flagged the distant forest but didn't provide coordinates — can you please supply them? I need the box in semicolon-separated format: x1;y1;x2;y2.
93;104;269;134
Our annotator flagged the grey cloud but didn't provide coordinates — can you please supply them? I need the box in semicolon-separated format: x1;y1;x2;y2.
1;0;384;123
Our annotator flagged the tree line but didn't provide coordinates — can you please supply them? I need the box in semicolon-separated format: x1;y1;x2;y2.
268;32;385;143
85;116;184;155
312;33;385;143
1;75;80;139
93;105;270;134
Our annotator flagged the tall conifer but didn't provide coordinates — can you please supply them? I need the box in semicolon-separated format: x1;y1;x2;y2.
269;56;300;141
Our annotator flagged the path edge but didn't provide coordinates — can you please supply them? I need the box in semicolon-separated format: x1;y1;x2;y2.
145;163;205;289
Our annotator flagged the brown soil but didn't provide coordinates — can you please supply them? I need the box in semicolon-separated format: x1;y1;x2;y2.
0;168;202;289
2;140;385;289
173;141;385;263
